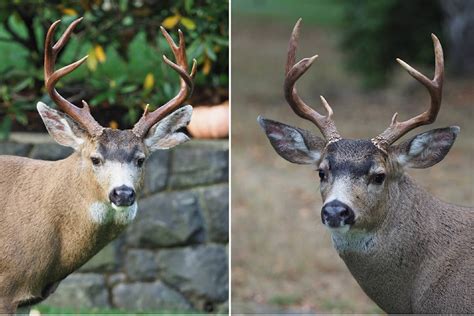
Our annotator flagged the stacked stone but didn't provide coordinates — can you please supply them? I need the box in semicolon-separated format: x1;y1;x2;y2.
0;139;229;313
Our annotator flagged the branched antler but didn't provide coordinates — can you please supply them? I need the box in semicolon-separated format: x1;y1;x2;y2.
372;34;444;151
284;19;341;144
44;18;103;136
132;27;197;138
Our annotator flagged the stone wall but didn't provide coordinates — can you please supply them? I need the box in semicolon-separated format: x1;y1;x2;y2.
0;135;229;313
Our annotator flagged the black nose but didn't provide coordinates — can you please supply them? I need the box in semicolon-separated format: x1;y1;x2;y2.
321;200;355;228
109;185;136;207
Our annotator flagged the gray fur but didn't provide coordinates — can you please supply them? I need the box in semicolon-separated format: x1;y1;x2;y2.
260;118;473;313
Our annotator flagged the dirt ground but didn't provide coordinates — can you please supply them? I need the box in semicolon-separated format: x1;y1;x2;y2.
231;17;474;314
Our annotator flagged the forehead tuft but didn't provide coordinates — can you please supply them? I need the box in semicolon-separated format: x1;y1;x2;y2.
325;139;382;176
327;139;380;160
95;129;144;162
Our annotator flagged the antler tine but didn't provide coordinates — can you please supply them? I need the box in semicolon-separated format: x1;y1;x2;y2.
372;34;444;150
44;18;103;137
132;27;196;138
284;19;341;143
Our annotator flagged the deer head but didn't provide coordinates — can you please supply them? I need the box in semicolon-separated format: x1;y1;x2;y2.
38;18;196;217
259;19;459;233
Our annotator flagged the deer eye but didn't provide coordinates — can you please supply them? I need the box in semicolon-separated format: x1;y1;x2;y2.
136;157;145;168
90;157;102;166
318;169;326;181
371;173;386;185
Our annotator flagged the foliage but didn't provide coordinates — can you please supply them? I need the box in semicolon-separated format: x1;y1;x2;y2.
338;0;443;88
0;0;228;139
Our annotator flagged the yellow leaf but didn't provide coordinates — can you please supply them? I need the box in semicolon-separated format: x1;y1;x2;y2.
110;80;116;88
180;17;196;30
143;73;154;90
62;8;78;16
86;48;97;71
162;15;180;29
109;120;119;129
203;57;212;75
94;44;106;63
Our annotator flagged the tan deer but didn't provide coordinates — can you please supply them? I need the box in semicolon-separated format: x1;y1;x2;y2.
259;19;473;313
0;18;197;314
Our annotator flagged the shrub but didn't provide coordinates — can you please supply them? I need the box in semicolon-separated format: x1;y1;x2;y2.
338;0;443;88
0;0;228;139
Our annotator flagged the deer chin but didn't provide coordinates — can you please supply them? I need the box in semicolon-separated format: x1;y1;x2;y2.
89;201;138;225
326;224;351;235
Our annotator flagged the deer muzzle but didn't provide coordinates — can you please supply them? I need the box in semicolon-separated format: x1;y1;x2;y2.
109;185;136;207
321;200;355;228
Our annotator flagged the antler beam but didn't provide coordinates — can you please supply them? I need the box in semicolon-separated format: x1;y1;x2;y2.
132;27;197;138
44;18;103;137
372;34;444;150
284;18;341;144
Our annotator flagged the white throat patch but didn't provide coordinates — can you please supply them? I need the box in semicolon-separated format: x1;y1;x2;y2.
330;229;375;254
89;202;138;225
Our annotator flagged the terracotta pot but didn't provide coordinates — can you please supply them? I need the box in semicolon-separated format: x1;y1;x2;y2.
188;101;229;139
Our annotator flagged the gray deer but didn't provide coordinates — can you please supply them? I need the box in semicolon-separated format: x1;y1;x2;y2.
0;18;196;314
259;19;473;313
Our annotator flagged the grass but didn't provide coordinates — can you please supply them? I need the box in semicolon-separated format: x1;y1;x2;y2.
34;305;205;315
320;299;354;313
269;294;303;307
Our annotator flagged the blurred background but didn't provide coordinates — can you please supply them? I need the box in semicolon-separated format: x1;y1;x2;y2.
0;0;228;139
232;0;473;313
0;0;228;314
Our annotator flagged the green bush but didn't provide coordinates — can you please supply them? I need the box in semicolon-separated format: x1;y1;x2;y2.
339;0;443;88
0;0;228;139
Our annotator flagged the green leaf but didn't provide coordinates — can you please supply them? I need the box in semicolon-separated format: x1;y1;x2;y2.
119;0;128;11
187;40;205;60
122;16;133;26
184;0;194;13
180;17;196;31
12;77;33;93
204;44;217;61
121;85;138;94
209;36;229;46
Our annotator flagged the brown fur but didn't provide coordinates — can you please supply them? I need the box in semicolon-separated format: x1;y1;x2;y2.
0;129;146;313
0;154;121;309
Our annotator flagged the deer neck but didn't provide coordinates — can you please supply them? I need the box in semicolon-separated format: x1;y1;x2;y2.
330;174;450;312
44;153;128;276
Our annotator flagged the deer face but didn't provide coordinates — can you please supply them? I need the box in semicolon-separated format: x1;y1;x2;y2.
318;139;390;232
259;118;459;234
38;102;192;220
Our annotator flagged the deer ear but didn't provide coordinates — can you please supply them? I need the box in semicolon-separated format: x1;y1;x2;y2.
144;105;193;152
392;126;460;169
258;116;326;164
37;102;88;150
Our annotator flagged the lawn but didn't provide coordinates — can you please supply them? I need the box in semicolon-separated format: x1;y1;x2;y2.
34;304;222;315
